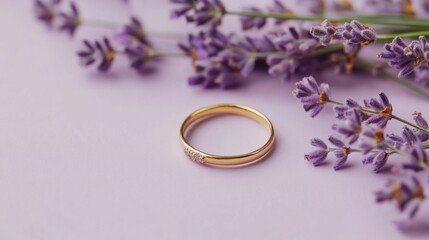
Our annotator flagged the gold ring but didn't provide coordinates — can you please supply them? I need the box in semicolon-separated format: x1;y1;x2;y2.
180;104;275;166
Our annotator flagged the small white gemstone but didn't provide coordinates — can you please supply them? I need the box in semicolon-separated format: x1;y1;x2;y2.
184;147;205;163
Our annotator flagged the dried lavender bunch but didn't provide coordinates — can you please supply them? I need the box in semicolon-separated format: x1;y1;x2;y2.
294;75;429;219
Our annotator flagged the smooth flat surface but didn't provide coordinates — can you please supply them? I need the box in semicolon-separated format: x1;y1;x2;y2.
1;1;429;239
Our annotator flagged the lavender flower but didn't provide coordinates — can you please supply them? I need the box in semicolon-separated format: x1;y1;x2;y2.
360;127;386;153
293;76;330;118
239;7;267;30
364;92;392;128
333;98;369;121
171;0;226;27
378;36;429;78
387;126;419;152
77;37;116;72
362;150;389;172
405;142;429;171
310;20;376;47
58;2;80;35
115;17;150;47
266;26;319;81
124;44;154;73
375;176;426;219
179;29;231;62
332;109;362;144
305;138;328;166
179;29;276;88
328;136;351;170
34;0;61;25
413;112;429;142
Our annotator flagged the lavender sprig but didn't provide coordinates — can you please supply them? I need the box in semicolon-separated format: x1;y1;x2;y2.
170;0;226;27
378;36;429;78
294;76;429;172
310;20;377;47
57;2;80;35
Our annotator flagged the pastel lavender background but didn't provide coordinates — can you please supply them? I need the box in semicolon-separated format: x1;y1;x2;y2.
1;0;429;239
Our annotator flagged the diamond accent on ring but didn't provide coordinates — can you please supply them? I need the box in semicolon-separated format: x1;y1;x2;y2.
184;147;205;163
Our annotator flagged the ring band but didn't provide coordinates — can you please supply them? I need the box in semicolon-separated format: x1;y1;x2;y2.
180;104;275;166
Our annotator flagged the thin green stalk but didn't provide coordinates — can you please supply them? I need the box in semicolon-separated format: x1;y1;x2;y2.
81;19;120;28
391;115;429;134
226;11;429;28
327;99;429;134
153;51;188;57
308;44;343;57
377;31;429;40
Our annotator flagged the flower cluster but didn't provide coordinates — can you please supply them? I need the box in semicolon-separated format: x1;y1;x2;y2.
76;16;157;73
35;0;81;35
295;75;429;217
170;0;226;27
378;36;429;78
177;25;343;88
178;29;276;88
310;20;377;47
295;76;429;173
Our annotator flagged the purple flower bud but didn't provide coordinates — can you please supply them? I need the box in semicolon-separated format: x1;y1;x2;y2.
364;92;392;128
360;127;386;154
77;37;116;72
57;2;80;35
332;109;362;144
293;76;330;118
305;138;328;166
115;17;151;47
378;36;429;78
306;150;328;166
171;0;226;27
373;151;388;172
124;43;155;73
310;19;376;47
413;112;429;141
34;0;61;25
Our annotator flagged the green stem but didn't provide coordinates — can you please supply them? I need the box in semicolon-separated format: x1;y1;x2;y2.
81;19;120;29
308;44;344;57
225;11;429;28
391;115;429;134
377;31;429;40
153;51;188;57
